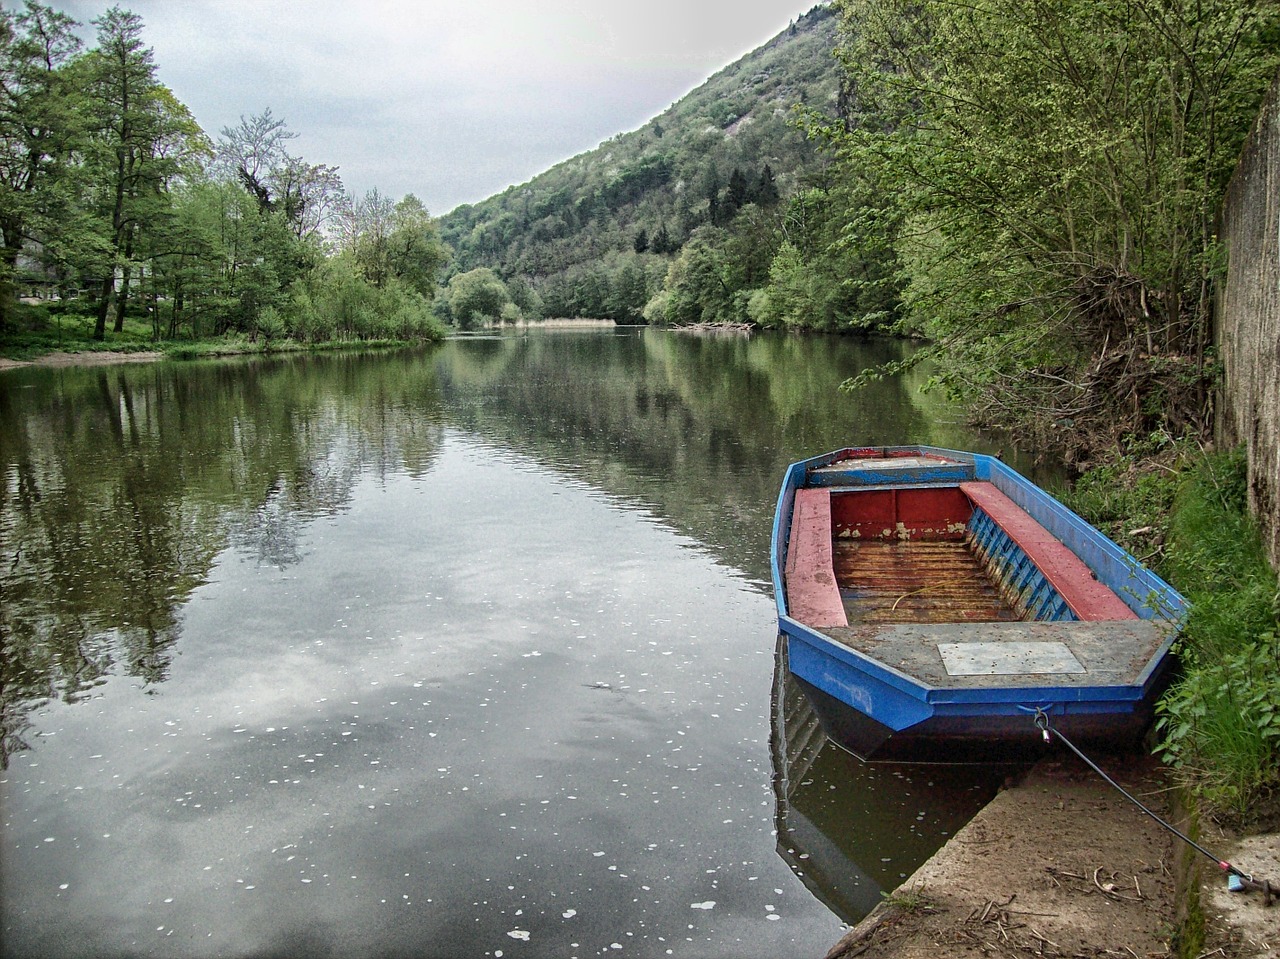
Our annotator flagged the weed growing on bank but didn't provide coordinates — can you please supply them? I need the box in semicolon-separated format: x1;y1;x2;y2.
1067;446;1280;822
1156;450;1280;821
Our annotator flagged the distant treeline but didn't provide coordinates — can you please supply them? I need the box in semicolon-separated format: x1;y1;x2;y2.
1;2;448;344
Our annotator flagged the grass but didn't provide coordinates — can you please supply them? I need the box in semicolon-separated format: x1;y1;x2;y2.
1;303;435;363
1064;445;1280;822
880;882;936;913
0;303;160;360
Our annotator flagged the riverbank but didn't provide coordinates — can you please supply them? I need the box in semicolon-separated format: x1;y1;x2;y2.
0;336;431;371
0;349;165;371
825;755;1277;959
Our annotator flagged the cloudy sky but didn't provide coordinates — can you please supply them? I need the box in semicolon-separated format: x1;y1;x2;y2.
50;0;824;215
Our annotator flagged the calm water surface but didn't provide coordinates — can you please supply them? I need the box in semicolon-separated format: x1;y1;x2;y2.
1;330;1018;958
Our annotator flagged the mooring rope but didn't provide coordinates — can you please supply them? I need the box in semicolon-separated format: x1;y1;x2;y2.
1031;708;1274;903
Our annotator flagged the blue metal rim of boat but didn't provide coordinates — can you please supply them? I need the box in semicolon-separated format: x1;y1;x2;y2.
782;624;1158;718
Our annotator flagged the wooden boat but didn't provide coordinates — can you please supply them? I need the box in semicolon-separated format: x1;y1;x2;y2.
770;446;1186;762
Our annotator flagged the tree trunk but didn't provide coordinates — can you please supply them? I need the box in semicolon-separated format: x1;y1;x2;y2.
94;274;115;341
0;243;21;334
113;261;131;333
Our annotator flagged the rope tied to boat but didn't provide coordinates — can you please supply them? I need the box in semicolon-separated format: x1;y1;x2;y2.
1031;708;1274;905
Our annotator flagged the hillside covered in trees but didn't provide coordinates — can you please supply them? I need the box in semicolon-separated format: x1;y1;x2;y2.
436;4;866;330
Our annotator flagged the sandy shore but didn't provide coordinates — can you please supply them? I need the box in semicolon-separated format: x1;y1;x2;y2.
0;350;166;371
824;756;1277;958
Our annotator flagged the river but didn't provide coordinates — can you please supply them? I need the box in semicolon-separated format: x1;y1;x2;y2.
1;328;1023;958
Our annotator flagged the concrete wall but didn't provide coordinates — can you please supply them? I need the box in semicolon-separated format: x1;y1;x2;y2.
1217;68;1280;572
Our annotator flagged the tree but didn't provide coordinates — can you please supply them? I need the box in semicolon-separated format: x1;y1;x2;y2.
215;109;346;242
80;6;208;339
662;228;733;325
214;108;295;212
0;1;82;330
344;190;447;297
724;167;750;220
445;267;510;329
272;156;345;241
752;165;779;207
650;221;674;255
386;195;447;297
830;0;1280;448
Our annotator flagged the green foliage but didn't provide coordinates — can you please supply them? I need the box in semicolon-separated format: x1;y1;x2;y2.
1057;439;1187;561
445;267;513;329
1156;633;1280;817
829;0;1280;453
0;7;447;351
1162;449;1280;662
254;305;285;347
284;254;443;344
437;5;841;320
348;191;448;297
1066;447;1280;818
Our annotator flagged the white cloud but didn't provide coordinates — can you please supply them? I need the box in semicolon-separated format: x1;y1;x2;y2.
51;0;823;212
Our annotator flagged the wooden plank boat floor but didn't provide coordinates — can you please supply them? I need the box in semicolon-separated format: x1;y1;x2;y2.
820;620;1174;689
833;540;1018;625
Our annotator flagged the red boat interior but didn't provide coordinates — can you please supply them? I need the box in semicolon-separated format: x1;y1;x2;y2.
785;483;1137;630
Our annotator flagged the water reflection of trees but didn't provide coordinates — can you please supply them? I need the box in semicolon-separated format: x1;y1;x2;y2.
1;334;1012;768
435;330;955;582
0;351;444;766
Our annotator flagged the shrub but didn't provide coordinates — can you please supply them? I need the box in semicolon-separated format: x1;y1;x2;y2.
1153;450;1280;818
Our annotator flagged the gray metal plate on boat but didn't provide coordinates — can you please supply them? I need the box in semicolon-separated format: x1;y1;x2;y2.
938;641;1086;676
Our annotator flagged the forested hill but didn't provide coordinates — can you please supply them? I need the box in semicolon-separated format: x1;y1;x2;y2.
437;4;840;322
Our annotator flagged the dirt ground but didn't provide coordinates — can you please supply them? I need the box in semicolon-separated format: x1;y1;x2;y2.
825;756;1278;959
0;350;165;371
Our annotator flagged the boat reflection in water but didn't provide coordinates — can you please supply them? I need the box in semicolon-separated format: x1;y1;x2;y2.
769;637;1010;922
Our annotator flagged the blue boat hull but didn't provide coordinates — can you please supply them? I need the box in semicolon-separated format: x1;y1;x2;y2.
771;446;1186;762
789;666;1170;764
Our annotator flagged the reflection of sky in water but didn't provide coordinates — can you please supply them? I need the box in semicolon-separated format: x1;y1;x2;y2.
1;433;848;958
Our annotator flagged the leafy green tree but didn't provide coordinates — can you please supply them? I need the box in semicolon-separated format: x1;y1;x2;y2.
281;250;442;343
446;267;511;329
506;274;543;319
752;165;780;207
830;0;1280;446
0;1;82;330
79;6;209;339
346;190;447;296
650;222;674;255
661;228;734;325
